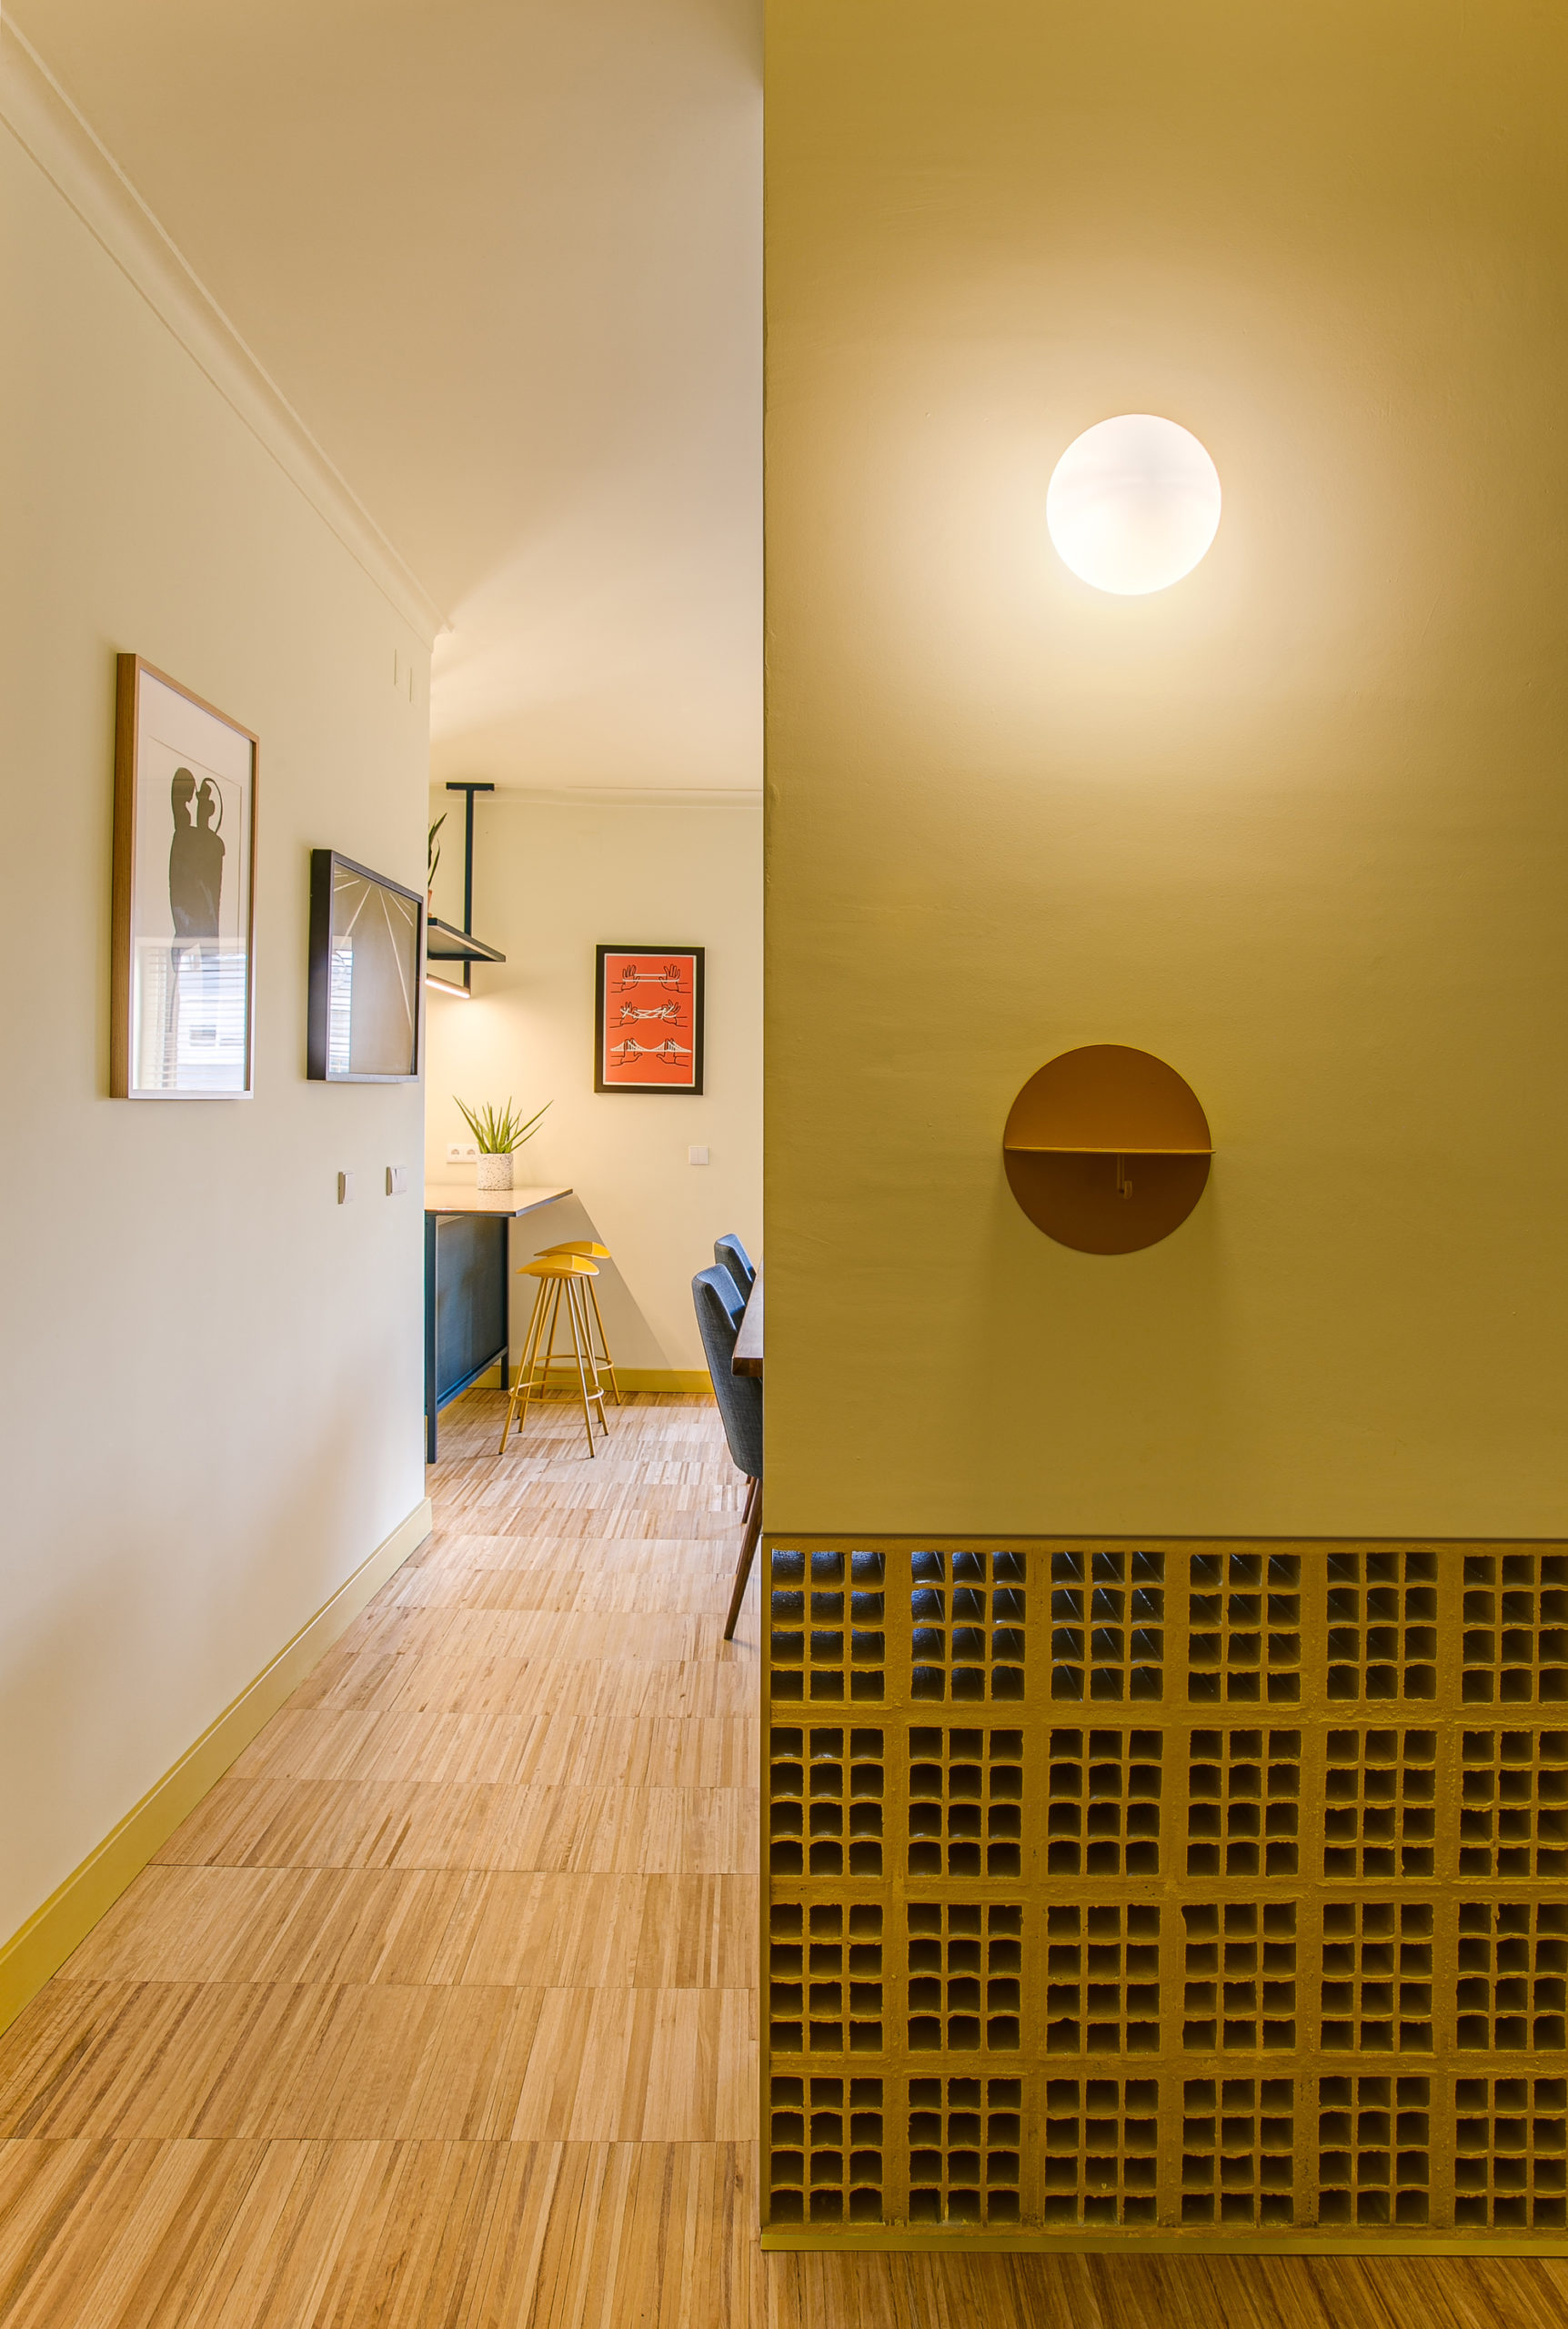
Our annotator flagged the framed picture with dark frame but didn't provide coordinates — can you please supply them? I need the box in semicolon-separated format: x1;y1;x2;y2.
307;850;425;1082
112;653;258;1099
594;944;705;1093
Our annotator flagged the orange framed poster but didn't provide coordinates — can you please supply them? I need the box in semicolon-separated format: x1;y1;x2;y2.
594;944;705;1094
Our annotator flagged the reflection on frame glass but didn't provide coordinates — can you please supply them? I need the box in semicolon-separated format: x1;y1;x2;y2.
112;656;257;1100
307;851;424;1082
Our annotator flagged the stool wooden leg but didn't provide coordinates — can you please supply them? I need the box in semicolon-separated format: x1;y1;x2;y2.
523;1280;564;1435
585;1285;610;1434
499;1278;549;1453
574;1280;609;1439
535;1277;567;1413
584;1277;622;1404
723;1477;761;1642
571;1280;604;1410
503;1270;612;1457
565;1276;600;1456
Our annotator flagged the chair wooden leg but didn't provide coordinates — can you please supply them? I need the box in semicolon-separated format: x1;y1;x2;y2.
723;1477;761;1642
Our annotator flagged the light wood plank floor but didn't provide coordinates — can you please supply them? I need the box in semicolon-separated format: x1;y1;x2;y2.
3;1391;1567;2327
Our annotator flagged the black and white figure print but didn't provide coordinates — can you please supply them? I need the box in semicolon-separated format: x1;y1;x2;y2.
168;767;225;947
113;658;256;1098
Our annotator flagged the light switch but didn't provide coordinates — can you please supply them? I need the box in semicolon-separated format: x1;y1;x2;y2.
387;1165;409;1195
689;1145;709;1166
337;1171;356;1205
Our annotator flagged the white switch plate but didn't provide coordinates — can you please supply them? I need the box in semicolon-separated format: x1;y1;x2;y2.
689;1145;709;1165
337;1171;356;1204
447;1141;479;1164
387;1165;409;1195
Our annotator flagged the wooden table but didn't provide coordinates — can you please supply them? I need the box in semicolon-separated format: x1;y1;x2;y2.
733;1262;762;1376
424;1183;571;1458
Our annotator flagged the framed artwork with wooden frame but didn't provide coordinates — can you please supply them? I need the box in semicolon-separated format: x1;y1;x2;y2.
112;654;258;1099
594;943;705;1094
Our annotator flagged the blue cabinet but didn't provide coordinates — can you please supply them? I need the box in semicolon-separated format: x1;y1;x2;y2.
424;1209;508;1460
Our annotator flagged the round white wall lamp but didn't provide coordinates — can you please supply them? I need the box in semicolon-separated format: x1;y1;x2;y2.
1046;414;1221;596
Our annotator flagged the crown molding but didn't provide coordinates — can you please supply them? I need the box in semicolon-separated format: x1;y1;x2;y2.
450;781;763;809
0;17;447;646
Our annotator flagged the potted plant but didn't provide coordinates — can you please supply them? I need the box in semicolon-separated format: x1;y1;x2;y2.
456;1096;550;1191
427;813;446;910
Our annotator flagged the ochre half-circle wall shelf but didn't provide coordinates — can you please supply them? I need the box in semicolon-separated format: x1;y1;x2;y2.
1003;1044;1211;1255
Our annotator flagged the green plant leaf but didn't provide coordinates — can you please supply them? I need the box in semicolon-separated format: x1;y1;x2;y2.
454;1096;551;1153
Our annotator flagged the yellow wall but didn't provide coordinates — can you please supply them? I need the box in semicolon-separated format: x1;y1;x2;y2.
425;791;762;1371
0;90;429;1957
765;0;1568;1536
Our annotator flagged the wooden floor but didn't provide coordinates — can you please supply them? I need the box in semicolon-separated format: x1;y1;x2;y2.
1;1391;1566;2326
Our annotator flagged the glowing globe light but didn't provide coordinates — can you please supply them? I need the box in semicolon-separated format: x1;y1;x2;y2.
1046;414;1221;595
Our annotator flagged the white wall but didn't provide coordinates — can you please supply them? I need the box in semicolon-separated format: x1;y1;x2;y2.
425;793;761;1372
0;101;429;1948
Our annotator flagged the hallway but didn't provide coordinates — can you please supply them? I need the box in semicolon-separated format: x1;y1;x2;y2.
0;1393;758;2323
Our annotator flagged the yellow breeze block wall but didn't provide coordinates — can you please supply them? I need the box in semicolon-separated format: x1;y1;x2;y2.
763;0;1568;1539
759;1535;1568;2252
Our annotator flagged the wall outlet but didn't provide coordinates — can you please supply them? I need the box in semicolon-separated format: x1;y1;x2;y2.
447;1142;479;1164
387;1165;409;1196
337;1171;356;1205
689;1145;709;1166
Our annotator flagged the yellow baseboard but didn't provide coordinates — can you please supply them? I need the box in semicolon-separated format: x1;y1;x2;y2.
0;1495;433;2039
612;1369;712;1395
462;1366;711;1397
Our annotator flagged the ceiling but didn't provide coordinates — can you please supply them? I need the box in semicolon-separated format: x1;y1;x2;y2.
16;0;762;793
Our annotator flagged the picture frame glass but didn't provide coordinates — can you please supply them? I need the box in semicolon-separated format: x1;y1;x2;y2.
324;859;421;1079
126;670;255;1096
596;946;704;1092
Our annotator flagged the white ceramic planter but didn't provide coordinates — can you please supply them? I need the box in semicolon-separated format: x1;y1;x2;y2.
476;1151;514;1192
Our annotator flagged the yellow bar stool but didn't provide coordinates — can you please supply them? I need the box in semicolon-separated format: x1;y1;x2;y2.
538;1239;622;1404
498;1255;608;1457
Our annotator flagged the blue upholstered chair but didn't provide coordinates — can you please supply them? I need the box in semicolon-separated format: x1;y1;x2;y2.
713;1233;755;1299
693;1264;763;1640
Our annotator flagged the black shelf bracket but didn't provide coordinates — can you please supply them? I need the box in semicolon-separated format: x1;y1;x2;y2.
432;781;505;994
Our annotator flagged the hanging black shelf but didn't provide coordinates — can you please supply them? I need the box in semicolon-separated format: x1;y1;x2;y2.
427;781;505;992
426;917;506;965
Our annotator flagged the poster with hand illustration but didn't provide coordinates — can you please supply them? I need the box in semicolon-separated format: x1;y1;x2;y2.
594;944;705;1093
112;656;257;1098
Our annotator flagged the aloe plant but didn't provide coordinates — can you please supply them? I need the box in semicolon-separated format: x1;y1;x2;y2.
455;1096;550;1154
427;813;446;888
